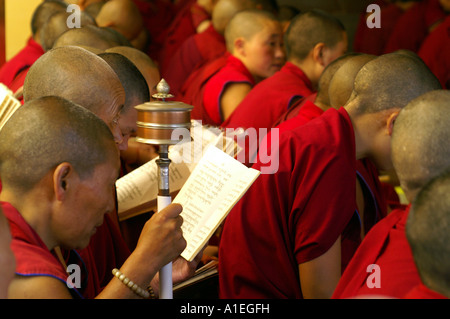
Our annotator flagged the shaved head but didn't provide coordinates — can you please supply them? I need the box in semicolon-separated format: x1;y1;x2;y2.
406;168;450;297
391;90;450;201
24;46;124;117
31;0;67;36
95;0;143;42
23;46;126;148
212;0;256;35
285;10;346;61
315;52;363;107
98;52;149;110
40;11;97;51
328;54;376;108
53;25;126;51
224;9;278;52
98;52;150;145
106;46;160;94
0;96;118;194
347;53;442;114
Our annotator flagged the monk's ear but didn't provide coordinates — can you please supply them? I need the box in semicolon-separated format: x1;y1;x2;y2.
386;110;400;136
312;42;326;66
53;163;74;201
234;37;246;56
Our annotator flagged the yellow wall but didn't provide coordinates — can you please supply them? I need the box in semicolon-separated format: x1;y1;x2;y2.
5;0;41;61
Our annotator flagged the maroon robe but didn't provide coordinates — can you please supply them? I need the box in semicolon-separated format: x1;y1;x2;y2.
132;0;176;61
219;107;357;298
353;4;404;55
3;201;85;298
202;54;255;126
404;283;448;299
180;54;229;124
164;24;226;97
332;205;422;299
222;62;315;131
0;37;44;88
419;15;450;89
159;0;210;76
384;0;447;53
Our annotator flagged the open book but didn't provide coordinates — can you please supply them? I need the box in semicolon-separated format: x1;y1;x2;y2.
116;121;243;221
0;84;21;131
173;145;260;262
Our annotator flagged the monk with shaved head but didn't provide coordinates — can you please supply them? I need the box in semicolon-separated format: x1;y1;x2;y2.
333;89;450;299
24;46;126;149
195;9;284;126
260;52;388;284
219;53;441;299
98;51;158;171
223;9;348;133
21;46;201;298
0;96;186;299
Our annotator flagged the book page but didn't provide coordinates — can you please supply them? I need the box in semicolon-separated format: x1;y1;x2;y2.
0;84;21;131
115;122;243;220
173;146;260;261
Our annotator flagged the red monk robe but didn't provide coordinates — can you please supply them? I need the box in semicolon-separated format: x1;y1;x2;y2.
179;54;229;124
3;201;86;298
332;205;421;299
202;54;255;126
276;98;388;224
384;0;447;53
132;0;176;61
240;95;319;167
272;94;319;131
0;37;44;88
404;283;448;299
222;62;315;131
269;98;388;266
353;3;404;55
419;15;450;89
159;0;211;76
164;24;226;97
219;107;357;299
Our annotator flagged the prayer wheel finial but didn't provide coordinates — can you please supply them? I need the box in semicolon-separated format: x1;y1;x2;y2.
152;78;174;100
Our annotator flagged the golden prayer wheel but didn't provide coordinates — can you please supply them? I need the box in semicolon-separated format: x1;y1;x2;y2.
135;78;193;145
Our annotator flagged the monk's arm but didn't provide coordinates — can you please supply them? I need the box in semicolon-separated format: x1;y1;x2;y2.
298;236;341;299
220;83;252;121
8;275;73;299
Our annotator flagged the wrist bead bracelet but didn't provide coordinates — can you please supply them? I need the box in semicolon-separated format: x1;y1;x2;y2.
112;268;156;299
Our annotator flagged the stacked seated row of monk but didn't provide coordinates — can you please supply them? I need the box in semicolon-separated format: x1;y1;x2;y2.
0;0;449;299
